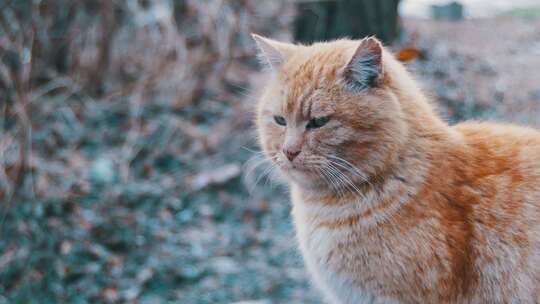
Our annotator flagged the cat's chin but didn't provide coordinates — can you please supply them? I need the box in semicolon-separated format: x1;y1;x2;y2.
281;166;325;189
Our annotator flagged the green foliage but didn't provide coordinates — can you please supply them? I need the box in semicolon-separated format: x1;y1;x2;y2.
504;6;540;20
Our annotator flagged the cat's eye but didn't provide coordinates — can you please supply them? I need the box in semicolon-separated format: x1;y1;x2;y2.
274;115;287;126
306;116;330;129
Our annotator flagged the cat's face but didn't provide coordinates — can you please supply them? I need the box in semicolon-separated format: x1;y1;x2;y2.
254;36;407;190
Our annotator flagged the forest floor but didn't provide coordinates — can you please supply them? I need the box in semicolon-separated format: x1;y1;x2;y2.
2;12;540;304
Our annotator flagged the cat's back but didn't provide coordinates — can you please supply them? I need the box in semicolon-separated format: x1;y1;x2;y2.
453;121;540;175
450;121;540;302
455;120;540;144
291;122;540;303
451;121;540;227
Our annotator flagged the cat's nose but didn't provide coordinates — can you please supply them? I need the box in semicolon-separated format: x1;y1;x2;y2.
283;148;301;162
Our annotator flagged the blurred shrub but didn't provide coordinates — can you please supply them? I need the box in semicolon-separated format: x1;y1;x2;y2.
0;0;292;203
0;1;296;302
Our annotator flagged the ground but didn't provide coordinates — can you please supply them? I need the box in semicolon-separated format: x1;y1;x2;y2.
404;16;540;127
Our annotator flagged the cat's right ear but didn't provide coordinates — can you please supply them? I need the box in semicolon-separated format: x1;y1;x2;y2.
343;37;384;92
251;34;296;70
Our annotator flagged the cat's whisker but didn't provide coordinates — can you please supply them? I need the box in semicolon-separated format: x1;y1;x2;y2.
244;154;271;170
320;166;345;198
310;160;346;198
316;169;335;194
321;165;349;199
327;155;368;179
330;161;370;190
264;164;282;188
244;153;280;194
327;155;373;188
249;162;277;194
326;162;366;200
326;166;350;199
243;155;270;181
241;146;266;154
320;159;353;198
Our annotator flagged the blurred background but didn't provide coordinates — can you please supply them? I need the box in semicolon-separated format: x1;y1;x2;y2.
0;0;539;303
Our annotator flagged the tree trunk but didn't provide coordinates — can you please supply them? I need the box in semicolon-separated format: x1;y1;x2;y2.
294;0;401;44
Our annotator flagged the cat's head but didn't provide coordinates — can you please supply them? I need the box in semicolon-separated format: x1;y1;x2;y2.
253;35;409;191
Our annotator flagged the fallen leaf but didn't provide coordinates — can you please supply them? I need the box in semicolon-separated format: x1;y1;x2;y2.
397;47;422;62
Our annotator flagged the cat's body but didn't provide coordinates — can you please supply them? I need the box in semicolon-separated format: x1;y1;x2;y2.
293;122;540;303
252;35;540;303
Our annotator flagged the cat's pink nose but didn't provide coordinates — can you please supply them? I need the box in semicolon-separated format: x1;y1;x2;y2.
284;148;301;162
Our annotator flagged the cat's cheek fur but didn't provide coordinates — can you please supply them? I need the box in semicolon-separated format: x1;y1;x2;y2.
260;123;283;157
316;126;353;147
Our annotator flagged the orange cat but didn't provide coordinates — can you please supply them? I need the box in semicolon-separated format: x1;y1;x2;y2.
252;34;540;303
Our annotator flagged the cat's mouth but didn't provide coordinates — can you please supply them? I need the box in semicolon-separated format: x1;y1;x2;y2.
290;163;310;171
270;153;319;179
280;161;319;178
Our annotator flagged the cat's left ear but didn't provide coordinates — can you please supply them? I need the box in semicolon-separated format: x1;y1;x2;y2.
344;37;384;91
251;34;296;70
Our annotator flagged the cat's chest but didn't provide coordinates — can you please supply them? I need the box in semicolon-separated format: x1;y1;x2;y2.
292;205;376;275
290;195;443;303
290;194;383;273
291;201;388;303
